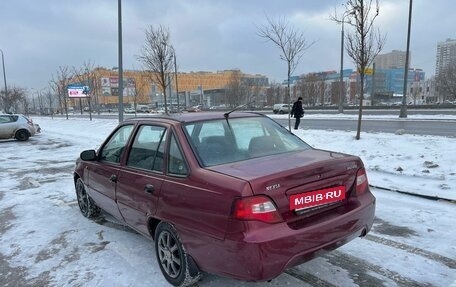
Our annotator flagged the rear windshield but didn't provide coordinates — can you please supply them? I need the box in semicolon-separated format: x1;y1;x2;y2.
184;116;311;167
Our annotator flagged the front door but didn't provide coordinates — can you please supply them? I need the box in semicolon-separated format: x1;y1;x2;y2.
87;124;134;221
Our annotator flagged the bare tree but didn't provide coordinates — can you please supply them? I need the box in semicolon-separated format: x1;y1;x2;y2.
20;93;31;116
435;62;456;102
257;16;314;130
43;86;55;118
73;61;98;120
51;66;73;119
225;70;249;108
131;76;150;115
0;86;10;112
36;89;46;115
137;25;175;115
297;73;326;107
344;0;386;139
1;85;27;113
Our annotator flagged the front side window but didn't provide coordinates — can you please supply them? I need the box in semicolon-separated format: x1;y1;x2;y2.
100;124;134;164
127;125;167;172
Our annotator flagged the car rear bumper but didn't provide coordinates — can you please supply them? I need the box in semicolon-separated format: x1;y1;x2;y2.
183;192;375;282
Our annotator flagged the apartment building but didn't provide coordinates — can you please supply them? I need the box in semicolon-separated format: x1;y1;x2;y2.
435;38;456;75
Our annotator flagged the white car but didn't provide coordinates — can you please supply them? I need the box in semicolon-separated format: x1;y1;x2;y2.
0;114;36;141
273;103;290;114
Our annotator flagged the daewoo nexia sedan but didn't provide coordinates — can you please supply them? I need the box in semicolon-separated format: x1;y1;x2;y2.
74;112;375;286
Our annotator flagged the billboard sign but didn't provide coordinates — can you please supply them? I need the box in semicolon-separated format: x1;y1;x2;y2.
68;84;90;98
99;77;136;96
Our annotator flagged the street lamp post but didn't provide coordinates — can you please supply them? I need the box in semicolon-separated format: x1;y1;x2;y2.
172;47;179;112
0;49;8;111
338;10;354;114
400;0;413;118
118;0;124;122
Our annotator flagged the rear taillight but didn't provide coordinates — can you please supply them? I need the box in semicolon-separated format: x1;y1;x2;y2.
356;168;369;195
233;196;282;223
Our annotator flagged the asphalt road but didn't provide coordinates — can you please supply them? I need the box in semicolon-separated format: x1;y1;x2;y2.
55;108;456;137
274;117;456;137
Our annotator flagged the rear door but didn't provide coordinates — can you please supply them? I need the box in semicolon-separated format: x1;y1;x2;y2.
116;124;167;236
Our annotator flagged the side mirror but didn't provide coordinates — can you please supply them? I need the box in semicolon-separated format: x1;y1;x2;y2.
80;150;97;161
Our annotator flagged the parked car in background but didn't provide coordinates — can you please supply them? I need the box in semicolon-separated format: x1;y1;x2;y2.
273;103;290;114
74;112;375;286
0;114;36;141
124;108;136;114
185;105;202;112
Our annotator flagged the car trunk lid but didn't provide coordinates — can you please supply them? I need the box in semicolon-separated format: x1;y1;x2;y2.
207;148;363;222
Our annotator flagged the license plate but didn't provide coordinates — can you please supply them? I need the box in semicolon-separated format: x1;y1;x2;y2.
290;186;346;210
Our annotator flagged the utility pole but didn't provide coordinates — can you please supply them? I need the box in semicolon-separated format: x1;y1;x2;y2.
118;0;124;122
400;0;413;118
173;48;179;112
371;63;375;105
0;49;8;112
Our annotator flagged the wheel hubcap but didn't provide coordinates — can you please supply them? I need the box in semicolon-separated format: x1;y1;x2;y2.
158;231;182;278
76;182;88;214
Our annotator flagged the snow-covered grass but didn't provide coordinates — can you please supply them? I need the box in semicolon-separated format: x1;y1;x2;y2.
268;113;456;201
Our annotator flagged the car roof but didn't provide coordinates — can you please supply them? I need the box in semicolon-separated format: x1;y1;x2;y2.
123;111;266;125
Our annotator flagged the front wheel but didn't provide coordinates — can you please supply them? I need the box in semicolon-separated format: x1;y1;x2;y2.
75;178;100;218
155;222;201;287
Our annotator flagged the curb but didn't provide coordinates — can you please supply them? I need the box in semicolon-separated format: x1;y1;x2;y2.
369;185;456;203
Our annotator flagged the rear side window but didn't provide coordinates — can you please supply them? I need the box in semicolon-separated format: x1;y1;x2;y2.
168;134;188;176
0;115;16;123
127;125;167;172
100;124;134;164
0;116;10;123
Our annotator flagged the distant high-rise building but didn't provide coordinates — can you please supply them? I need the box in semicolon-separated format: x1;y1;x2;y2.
374;50;409;69
435;38;456;75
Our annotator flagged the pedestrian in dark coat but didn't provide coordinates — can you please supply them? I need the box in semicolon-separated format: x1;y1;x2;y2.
290;97;304;129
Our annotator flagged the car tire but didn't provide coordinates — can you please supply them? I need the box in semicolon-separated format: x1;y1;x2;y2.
155;222;202;287
279;110;284;114
75;178;100;218
15;129;30;141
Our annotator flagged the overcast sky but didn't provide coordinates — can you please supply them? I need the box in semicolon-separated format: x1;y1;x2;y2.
0;0;454;91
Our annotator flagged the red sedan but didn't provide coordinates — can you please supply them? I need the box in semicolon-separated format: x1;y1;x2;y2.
73;112;375;286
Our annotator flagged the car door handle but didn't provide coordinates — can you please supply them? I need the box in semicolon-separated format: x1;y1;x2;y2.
144;184;154;194
109;174;118;183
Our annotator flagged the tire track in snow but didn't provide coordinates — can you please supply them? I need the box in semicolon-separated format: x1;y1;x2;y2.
365;234;456;269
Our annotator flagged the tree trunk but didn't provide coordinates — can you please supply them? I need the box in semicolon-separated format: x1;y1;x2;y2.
356;74;364;140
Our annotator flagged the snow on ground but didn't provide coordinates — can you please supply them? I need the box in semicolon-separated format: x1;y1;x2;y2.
269;113;456;201
0;114;455;286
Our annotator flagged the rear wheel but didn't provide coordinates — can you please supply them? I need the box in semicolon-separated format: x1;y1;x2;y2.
75;178;100;218
155;222;201;287
15;129;30;141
